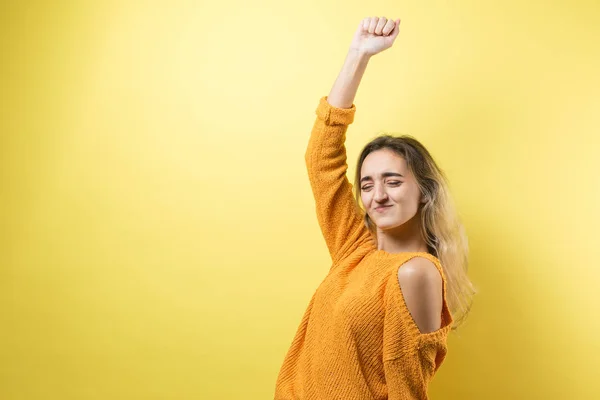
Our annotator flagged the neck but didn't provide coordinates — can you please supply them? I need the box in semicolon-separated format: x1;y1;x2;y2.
375;210;429;254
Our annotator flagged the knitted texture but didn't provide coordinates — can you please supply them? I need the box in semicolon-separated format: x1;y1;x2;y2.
273;97;453;400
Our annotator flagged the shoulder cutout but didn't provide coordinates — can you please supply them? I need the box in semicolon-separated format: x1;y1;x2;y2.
397;257;443;334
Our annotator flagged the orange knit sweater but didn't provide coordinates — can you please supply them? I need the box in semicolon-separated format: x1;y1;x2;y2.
273;97;454;400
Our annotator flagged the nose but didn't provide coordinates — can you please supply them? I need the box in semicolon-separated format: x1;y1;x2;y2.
373;183;388;202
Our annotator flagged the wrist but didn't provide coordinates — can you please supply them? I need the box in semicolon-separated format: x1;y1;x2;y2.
348;47;372;61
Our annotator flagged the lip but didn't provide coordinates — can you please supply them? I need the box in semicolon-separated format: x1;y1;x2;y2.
375;205;393;212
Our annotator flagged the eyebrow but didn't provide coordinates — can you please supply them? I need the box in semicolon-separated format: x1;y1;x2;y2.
360;172;404;183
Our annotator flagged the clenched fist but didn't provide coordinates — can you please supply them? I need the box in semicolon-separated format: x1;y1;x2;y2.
349;17;401;57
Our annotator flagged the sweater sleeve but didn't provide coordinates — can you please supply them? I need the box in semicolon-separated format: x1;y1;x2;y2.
382;338;449;400
382;260;452;399
305;96;372;266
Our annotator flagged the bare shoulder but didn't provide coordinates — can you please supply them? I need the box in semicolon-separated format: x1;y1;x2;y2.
397;256;443;334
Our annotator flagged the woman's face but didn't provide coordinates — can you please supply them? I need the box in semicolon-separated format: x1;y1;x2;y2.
359;149;423;230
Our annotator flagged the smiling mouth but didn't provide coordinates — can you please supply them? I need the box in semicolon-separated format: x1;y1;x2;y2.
375;205;393;212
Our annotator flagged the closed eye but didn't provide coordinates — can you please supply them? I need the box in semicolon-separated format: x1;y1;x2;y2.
361;181;402;190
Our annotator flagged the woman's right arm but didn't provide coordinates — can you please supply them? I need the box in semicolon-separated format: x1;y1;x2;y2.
328;17;401;109
304;17;402;267
326;49;371;109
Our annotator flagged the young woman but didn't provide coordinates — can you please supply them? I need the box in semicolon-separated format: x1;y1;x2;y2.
274;16;477;400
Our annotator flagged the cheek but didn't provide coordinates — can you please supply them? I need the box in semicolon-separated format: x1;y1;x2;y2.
395;187;417;202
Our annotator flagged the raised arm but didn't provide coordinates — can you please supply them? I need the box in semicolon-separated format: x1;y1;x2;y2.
305;17;401;267
327;16;401;108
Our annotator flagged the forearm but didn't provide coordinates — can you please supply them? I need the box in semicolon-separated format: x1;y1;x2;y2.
327;49;371;109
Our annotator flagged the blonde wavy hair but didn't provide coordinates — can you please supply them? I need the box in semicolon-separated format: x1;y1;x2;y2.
353;134;478;331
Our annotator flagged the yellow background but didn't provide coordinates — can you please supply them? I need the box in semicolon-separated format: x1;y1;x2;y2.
1;0;599;399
